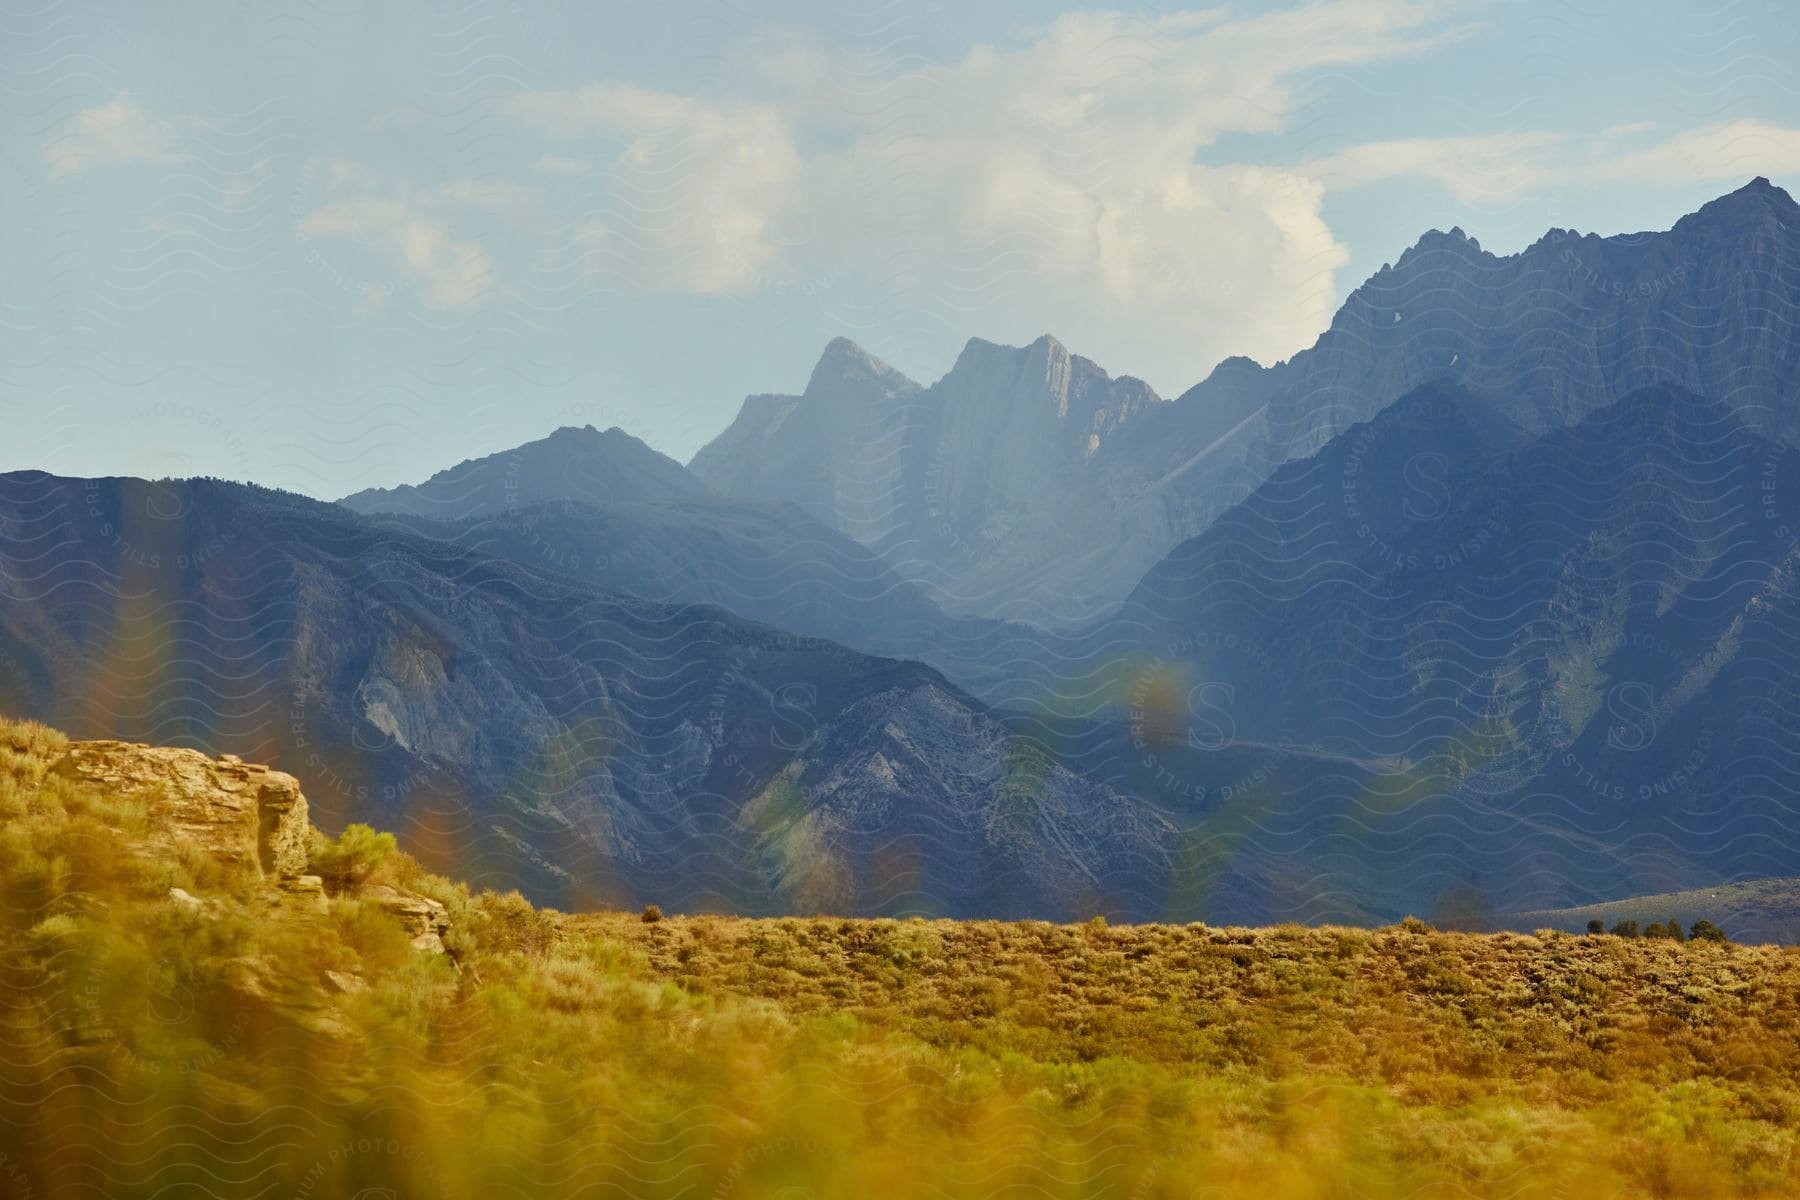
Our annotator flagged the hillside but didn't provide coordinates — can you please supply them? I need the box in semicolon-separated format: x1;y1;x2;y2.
6;716;1800;1199
1493;878;1800;946
353;496;969;663
941;380;1800;922
0;472;1168;919
338;423;711;518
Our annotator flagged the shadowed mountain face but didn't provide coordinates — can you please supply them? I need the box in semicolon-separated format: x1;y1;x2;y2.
334;415;1017;675
0;472;1174;919
354;500;970;667
692;179;1800;624
335;413;1020;670
1023;381;1800;920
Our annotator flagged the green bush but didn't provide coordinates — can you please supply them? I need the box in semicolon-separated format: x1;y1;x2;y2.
309;822;397;893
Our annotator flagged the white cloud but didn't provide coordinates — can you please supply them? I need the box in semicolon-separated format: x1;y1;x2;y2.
299;186;494;309
506;84;799;294
795;2;1463;368
505;0;1464;376
431;178;541;218
1301;119;1800;204
1304;132;1572;203
1594;119;1800;185
44;92;184;177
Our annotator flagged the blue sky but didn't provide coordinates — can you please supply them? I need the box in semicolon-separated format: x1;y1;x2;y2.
4;0;1798;495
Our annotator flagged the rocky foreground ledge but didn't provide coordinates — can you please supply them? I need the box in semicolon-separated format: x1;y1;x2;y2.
46;738;449;953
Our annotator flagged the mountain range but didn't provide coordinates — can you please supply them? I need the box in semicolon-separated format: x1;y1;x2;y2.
4;178;1799;926
0;472;1170;918
693;178;1800;625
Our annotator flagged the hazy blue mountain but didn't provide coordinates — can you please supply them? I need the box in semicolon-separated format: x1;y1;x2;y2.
0;471;1174;920
360;497;968;661
7;181;1800;929
339;424;710;519
691;333;1167;624
334;408;1026;672
686;337;926;537
1024;380;1800;921
691;180;1800;624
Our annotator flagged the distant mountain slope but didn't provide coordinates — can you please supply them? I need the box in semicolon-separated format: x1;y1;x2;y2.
331;409;1066;700
689;179;1800;623
686;337;925;534
339;424;709;519
0;471;1173;919
691;333;1166;623
1489;878;1800;945
359;498;965;666
1073;177;1800;613
1027;379;1800;918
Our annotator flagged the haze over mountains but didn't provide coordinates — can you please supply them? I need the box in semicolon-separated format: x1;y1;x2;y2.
0;472;1170;917
693;177;1800;625
4;179;1800;925
340;423;711;519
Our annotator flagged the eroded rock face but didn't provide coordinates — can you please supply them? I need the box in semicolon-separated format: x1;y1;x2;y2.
48;741;311;878
363;884;450;953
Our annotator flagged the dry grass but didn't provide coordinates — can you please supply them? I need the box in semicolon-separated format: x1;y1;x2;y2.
2;714;1798;1199
576;909;1798;1082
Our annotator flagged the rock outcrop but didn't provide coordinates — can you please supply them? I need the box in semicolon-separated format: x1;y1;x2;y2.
48;741;311;878
45;739;458;953
364;884;451;953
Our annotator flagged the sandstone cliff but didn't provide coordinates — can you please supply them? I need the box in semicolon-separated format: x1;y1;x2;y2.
44;738;450;952
49;740;312;879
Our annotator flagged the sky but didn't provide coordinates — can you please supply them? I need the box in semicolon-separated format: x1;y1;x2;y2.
4;0;1799;497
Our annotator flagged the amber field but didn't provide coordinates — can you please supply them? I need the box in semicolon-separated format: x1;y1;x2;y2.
3;716;1798;1199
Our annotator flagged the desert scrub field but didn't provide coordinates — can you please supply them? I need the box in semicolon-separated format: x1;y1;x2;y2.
3;715;1799;1199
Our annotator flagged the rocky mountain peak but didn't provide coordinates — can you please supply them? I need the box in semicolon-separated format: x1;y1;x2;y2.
1675;175;1799;238
1392;223;1494;272
804;337;919;399
1025;334;1076;398
540;423;649;451
339;418;707;518
1200;355;1265;384
949;334;1090;398
545;423;632;443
